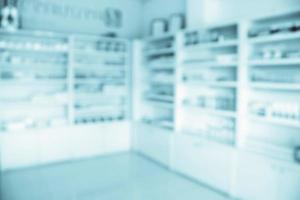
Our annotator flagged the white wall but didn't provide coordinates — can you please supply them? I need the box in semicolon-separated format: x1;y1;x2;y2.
141;0;186;36
17;0;144;38
187;0;300;28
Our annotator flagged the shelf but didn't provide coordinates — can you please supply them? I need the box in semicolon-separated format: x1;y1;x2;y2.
145;94;174;102
159;121;174;129
181;131;235;147
0;63;67;70
184;40;238;51
183;61;238;68
141;120;174;131
147;101;174;110
72;34;129;43
0;122;69;134
0;101;67;108
75;92;126;98
75;79;124;85
249;58;300;66
145;33;175;42
0;29;68;39
250;82;300;91
74;65;125;72
243;139;295;163
73;49;125;57
0;79;67;85
183;81;237;88
249;115;300;128
144;47;175;56
148;63;175;70
0;46;68;53
249;31;300;44
150;80;174;86
75;109;123;117
183;105;237;118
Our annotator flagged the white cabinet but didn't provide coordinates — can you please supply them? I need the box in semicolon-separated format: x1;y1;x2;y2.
172;133;196;177
192;140;234;193
134;123;172;167
39;127;73;164
235;151;279;200
67;122;130;157
70;124;107;159
235;151;300;200
173;133;235;194
279;167;300;200
0;122;131;171
70;122;131;159
104;122;131;153
0;131;40;171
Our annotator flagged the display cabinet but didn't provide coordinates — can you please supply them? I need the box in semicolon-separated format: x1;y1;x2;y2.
243;11;300;163
0;30;132;171
138;34;176;131
132;35;176;167
177;24;239;146
0;30;69;133
71;36;131;125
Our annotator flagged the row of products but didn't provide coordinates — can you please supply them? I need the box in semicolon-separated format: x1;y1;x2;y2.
75;97;125;109
249;101;300;122
0;71;66;80
183;116;235;145
141;105;173;128
249;21;300;38
182;69;236;82
0;92;69;105
0;39;68;51
74;55;126;66
253;48;300;60
75;40;127;53
184;52;237;65
148;55;175;68
252;69;300;83
0;52;67;66
152;71;174;84
0;117;68;132
75;115;125;124
75;83;126;94
145;93;174;104
185;30;237;46
75;71;124;79
145;38;174;51
145;86;174;104
149;84;174;96
183;92;236;112
142;117;174;130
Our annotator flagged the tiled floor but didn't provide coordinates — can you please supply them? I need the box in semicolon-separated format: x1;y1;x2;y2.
1;153;232;200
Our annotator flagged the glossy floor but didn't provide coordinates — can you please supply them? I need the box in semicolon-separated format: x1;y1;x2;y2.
1;153;232;200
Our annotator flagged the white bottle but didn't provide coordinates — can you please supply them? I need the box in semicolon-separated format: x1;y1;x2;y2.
1;5;19;31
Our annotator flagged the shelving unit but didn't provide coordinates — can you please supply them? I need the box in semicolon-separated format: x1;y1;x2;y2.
0;30;132;171
177;24;239;146
137;34;176;131
132;34;176;168
71;36;130;125
0;30;70;133
243;11;300;163
0;31;132;132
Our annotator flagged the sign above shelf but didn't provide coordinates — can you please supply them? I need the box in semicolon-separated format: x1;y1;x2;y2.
16;0;143;38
